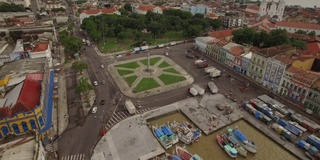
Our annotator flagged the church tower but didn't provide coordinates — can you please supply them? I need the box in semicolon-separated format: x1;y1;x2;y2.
259;0;268;16
276;0;286;21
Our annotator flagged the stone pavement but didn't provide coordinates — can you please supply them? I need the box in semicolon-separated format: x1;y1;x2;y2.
107;55;194;98
57;74;69;135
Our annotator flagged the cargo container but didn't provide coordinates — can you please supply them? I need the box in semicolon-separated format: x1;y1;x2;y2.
140;45;149;51
285;124;302;137
307;135;320;150
209;70;221;78
254;111;261;119
297;140;307;149
208;81;218;94
262;115;272;125
279;119;288;127
308;146;319;155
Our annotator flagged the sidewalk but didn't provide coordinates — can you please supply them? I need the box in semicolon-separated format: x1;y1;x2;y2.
57;74;69;135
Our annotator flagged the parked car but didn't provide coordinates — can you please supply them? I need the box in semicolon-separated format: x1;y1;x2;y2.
100;100;105;105
100;64;105;68
186;54;195;59
94;81;98;86
115;54;122;58
92;107;97;113
164;52;169;56
101;80;105;84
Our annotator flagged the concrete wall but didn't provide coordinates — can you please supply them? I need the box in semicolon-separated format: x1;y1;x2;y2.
292;58;315;70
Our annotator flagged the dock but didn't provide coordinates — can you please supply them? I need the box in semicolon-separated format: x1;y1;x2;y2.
180;94;243;135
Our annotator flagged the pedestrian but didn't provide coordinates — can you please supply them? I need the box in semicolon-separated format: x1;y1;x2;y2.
129;125;132;130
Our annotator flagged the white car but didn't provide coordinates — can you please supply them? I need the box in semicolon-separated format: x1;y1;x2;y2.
92;107;97;113
100;64;105;68
115;54;122;58
94;81;98;86
164;52;169;56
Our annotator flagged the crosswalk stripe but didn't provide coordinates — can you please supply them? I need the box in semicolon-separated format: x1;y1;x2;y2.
114;113;122;120
112;115;120;121
120;112;128;117
117;112;125;119
61;154;86;160
110;118;116;124
106;123;111;128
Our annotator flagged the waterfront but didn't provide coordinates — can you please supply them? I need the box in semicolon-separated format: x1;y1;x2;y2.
149;112;298;160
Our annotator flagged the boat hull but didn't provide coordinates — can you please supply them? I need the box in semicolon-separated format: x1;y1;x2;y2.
216;135;237;158
152;126;172;149
176;146;193;160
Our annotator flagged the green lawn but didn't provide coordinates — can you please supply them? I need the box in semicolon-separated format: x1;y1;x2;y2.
158;61;170;68
158;74;186;85
133;78;160;92
140;57;161;66
163;68;180;74
117;69;134;76
97;31;184;53
115;62;140;69
125;75;137;86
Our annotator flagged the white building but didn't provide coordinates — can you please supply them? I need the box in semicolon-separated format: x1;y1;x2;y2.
195;37;214;53
245;0;285;21
263;55;294;92
223;13;244;28
133;5;166;15
181;4;212;15
275;21;320;35
221;42;246;68
80;8;120;24
30;42;52;67
241;52;252;76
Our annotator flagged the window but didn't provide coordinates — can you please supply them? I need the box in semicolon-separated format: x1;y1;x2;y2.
302;89;306;96
309;92;313;97
298;87;301;93
260;69;262;74
294;86;297;91
290;84;293;89
262;61;264;66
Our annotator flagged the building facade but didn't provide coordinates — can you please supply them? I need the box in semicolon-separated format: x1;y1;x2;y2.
275;21;320;35
181;4;212;15
223;13;244;28
240;52;252;76
263;55;294;93
279;67;320;106
259;0;285;21
304;80;320;115
133;5;166;15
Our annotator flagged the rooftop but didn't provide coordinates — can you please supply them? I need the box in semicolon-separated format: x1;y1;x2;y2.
306;41;320;53
2;82;24;109
32;43;48;52
273;54;295;65
208;29;236;39
246;5;260;11
82;8;117;14
288;67;320;81
276;21;320;30
137;5;166;11
257;47;281;58
0;136;35;160
222;42;244;54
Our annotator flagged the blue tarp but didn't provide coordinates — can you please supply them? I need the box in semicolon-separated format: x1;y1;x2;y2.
234;129;248;142
161;125;173;136
172;155;182;160
155;128;164;138
39;70;54;134
285;124;301;136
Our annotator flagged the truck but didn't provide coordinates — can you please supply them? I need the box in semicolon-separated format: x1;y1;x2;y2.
193;84;205;95
195;60;203;65
205;66;217;73
197;62;208;68
189;87;198;96
210;70;221;78
140;45;149;51
125;100;136;115
208;81;218;93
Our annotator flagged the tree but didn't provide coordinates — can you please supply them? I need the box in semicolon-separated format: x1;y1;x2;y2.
117;31;127;42
289;39;306;50
184;25;202;37
269;29;289;46
76;77;93;103
193;13;204;19
295;30;307;35
64;36;83;54
72;61;88;74
147;21;166;37
118;7;128;16
124;3;132;12
210;19;223;30
0;2;25;12
308;31;316;36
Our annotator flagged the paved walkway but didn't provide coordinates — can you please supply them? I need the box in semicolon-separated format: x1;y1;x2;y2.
107;55;193;98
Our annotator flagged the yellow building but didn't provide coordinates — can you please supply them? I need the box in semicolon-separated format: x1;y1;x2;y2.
0;76;9;87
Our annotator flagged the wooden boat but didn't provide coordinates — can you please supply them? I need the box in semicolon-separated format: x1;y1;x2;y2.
227;126;257;154
152;126;173;149
175;145;192;160
216;134;238;158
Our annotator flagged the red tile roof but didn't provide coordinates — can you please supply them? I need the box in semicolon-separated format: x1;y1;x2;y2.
138;5;157;11
274;55;295;65
11;79;41;114
26;73;44;81
287;67;320;81
246;6;259;11
0;107;12;119
306;41;320;53
83;8;117;14
218;40;228;46
33;43;48;52
207;13;218;18
276;21;320;30
209;29;236;39
231;47;245;55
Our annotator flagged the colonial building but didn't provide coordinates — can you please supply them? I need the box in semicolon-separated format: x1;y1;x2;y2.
132;5;166;15
249;47;280;84
206;39;228;63
195;37;214;53
240;52;252;76
221;42;245;68
80;8;121;24
279;67;320;106
263;55;294;93
245;0;286;21
275;21;320;35
223;12;244;28
304;80;320;115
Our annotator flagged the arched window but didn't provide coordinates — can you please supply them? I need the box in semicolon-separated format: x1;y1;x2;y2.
11;124;20;134
21;122;28;132
38;116;44;126
1;126;9;136
30;119;37;129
